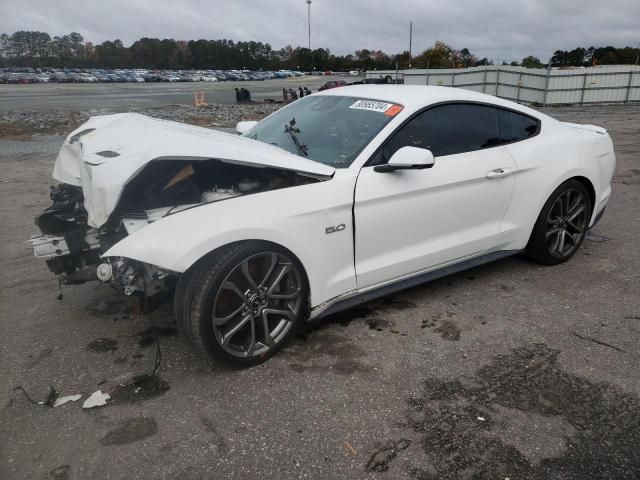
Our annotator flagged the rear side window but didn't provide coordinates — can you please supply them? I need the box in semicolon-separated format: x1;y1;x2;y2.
379;103;500;160
498;109;539;143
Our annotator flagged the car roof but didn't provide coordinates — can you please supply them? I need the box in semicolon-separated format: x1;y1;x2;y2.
317;85;547;119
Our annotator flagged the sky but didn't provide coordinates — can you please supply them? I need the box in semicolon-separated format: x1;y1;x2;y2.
2;0;639;62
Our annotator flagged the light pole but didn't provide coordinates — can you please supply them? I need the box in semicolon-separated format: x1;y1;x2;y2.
306;0;312;51
409;21;412;68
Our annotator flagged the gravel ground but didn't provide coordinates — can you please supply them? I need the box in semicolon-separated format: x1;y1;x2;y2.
0;76;349;136
0;103;282;137
0;104;639;480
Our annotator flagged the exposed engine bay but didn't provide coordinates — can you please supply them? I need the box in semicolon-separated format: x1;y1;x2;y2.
30;159;320;306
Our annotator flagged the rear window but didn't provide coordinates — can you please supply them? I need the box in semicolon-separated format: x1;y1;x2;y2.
498;109;539;143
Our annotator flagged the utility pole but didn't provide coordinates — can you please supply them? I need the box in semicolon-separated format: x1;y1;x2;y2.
409;21;412;68
306;0;312;51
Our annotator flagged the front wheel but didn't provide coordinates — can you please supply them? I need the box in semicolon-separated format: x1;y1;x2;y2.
526;179;592;265
175;242;308;367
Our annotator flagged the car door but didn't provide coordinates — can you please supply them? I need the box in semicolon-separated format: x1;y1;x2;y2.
353;103;518;289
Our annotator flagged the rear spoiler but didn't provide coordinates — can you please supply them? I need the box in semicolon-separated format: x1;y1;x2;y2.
563;122;607;135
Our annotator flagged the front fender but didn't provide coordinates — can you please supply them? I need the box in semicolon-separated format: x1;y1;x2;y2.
104;178;357;307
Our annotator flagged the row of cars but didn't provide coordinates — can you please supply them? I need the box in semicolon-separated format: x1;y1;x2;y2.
0;68;313;84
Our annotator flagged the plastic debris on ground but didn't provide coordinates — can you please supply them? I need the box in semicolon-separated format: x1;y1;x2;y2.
53;394;82;408
82;390;110;408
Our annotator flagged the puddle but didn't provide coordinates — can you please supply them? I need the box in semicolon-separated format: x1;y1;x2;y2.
136;325;178;348
366;318;395;331
421;314;461;341
86;338;118;353
100;417;158;446
286;332;373;375
86;296;135;317
289;296;417;373
433;320;461;341
401;344;640;478
109;374;170;404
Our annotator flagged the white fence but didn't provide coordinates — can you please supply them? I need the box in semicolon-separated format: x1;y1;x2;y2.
365;65;640;105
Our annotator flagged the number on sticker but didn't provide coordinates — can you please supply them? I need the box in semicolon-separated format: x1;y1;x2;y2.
349;100;394;113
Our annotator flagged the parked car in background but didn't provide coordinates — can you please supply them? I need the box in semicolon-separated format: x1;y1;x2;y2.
1;66;359;85
318;80;349;91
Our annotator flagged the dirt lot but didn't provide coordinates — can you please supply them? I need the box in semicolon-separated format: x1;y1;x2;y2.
0;104;639;480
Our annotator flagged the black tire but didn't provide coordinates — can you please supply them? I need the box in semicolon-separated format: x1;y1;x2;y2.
385;75;393;84
526;179;592;265
174;241;309;367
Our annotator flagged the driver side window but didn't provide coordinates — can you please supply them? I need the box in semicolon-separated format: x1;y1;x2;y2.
370;103;501;165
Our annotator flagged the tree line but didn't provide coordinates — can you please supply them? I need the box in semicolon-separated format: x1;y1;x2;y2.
1;31;638;71
550;46;640;67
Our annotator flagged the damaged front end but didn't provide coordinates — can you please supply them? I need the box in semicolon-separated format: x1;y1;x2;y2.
29;182;176;304
29;113;334;307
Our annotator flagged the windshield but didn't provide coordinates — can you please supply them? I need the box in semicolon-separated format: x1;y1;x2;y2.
243;95;402;168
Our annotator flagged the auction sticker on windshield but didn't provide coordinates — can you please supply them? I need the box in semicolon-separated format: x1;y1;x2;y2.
349;100;402;116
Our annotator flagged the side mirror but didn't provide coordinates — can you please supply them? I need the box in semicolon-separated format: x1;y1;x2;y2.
235;120;258;135
374;146;435;173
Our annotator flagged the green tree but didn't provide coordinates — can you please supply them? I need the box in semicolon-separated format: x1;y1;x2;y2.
94;39;129;68
355;49;372;69
414;41;452;68
453;47;477;67
521;55;543;68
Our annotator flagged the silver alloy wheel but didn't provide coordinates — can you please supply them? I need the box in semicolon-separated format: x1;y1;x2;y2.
545;188;588;258
211;251;303;358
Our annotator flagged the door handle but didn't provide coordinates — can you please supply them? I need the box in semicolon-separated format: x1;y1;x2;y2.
486;168;512;179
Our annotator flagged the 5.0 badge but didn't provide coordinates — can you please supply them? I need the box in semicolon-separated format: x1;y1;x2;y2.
325;223;346;235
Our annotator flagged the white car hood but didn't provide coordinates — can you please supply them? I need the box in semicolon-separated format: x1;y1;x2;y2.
52;113;335;228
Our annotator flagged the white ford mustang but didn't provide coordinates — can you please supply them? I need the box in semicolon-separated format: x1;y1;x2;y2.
31;85;615;366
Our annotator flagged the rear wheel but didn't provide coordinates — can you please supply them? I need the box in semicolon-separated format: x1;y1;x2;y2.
526;180;591;265
175;242;308;367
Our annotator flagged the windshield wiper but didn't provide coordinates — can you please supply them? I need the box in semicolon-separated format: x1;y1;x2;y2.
284;118;308;157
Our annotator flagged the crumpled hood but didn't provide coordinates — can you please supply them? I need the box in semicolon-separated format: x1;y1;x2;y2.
52;113;335;228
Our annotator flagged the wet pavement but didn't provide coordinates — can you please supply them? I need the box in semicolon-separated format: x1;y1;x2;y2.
0;104;639;479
